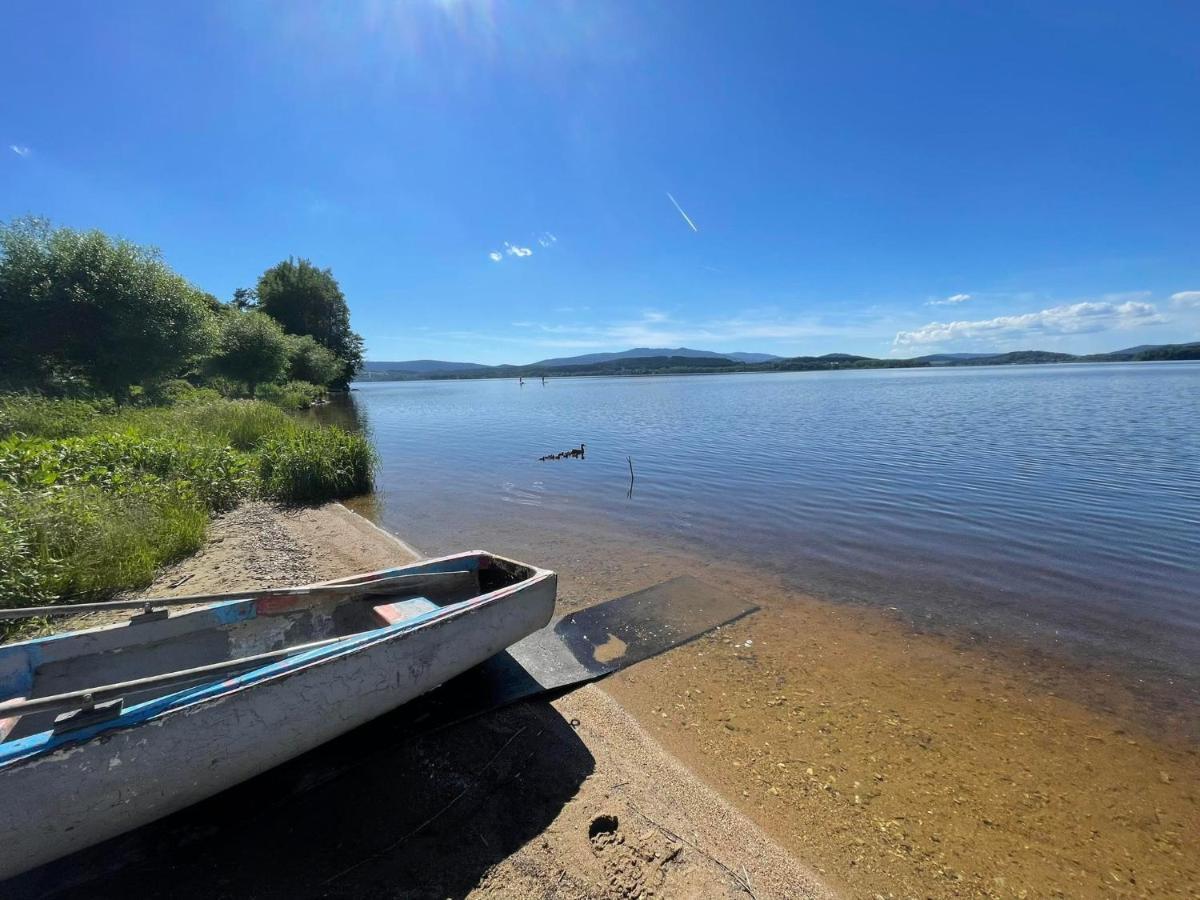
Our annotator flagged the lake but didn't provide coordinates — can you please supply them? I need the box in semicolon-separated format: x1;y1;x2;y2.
343;363;1200;699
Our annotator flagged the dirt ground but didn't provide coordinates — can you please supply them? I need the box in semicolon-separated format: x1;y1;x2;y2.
8;502;829;900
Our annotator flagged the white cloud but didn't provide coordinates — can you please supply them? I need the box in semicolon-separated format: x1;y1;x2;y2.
488;251;503;262
927;293;971;306
504;242;533;258
9;145;31;158
893;300;1164;348
537;232;558;248
1170;291;1200;309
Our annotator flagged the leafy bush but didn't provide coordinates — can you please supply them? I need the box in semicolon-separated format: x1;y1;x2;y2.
258;426;373;503
140;379;222;408
208;310;291;397
258;380;326;411
285;334;342;386
0;217;218;398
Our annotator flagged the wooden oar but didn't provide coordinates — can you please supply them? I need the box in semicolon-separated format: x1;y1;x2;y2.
0;570;474;621
0;634;351;723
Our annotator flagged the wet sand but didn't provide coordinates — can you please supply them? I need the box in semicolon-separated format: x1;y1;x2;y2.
359;503;1200;899
7;502;828;899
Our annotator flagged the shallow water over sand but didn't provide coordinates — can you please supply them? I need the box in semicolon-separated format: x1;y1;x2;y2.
341;362;1200;705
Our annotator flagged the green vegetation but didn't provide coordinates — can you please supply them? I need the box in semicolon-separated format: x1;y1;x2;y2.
0;218;217;399
0;215;375;612
258;425;374;504
256;380;329;411
209;310;291;398
0;393;374;609
0;215;375;613
0;217;363;401
257;258;365;388
285;333;344;386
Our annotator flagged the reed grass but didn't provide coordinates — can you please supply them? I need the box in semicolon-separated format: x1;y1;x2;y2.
257;426;374;503
256;380;326;411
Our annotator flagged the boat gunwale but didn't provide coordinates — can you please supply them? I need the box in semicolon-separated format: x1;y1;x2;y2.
0;550;555;769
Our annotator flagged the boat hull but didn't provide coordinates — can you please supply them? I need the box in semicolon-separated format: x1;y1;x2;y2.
0;555;555;881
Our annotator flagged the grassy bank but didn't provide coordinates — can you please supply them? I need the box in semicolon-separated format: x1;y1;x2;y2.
0;392;373;610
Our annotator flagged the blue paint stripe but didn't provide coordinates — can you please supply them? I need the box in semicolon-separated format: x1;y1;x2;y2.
0;599;456;768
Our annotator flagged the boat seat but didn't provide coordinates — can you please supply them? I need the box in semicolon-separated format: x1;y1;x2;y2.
371;597;439;628
0;698;25;743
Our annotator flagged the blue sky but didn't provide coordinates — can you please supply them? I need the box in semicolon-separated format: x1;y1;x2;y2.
3;1;1198;363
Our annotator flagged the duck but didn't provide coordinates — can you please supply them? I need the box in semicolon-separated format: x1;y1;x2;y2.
537;443;586;462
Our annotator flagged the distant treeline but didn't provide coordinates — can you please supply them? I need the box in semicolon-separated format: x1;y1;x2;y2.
357;342;1200;382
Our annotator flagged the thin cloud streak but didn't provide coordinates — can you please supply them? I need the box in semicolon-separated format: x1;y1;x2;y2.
927;293;971;306
428;310;876;356
9;145;31;158
666;192;698;232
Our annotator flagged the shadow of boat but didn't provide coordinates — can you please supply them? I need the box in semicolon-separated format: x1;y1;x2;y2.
5;697;593;899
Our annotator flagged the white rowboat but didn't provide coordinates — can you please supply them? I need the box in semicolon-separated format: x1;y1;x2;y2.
0;550;556;881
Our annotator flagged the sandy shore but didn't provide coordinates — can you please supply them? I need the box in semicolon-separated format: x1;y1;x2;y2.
350;501;1200;899
14;501;1199;898
17;502;829;900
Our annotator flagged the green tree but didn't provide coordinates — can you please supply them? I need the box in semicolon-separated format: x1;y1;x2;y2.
209;310;290;398
231;287;258;310
256;258;363;386
0;217;217;398
285;333;342;386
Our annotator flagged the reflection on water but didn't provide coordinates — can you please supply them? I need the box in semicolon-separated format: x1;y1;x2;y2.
344;364;1200;696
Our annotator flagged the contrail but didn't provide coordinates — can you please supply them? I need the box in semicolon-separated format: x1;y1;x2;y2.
666;192;699;232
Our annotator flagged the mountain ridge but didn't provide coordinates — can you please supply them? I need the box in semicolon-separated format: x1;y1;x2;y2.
357;341;1200;381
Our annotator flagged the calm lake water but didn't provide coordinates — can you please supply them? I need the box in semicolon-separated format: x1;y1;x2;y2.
343;363;1200;691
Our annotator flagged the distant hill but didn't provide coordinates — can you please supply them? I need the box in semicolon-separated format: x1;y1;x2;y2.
1082;341;1200;362
534;355;741;376
530;347;780;367
950;350;1077;366
355;342;1200;382
362;359;489;375
912;352;1000;364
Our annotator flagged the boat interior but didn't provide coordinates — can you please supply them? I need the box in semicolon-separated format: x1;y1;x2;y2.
0;552;537;746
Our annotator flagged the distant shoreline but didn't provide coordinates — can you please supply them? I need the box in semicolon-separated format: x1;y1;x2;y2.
355;353;1200;385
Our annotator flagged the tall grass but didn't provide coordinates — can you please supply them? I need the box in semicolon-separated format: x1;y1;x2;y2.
168;400;296;451
257;380;326;411
0;485;207;605
0;393;375;612
0;395;115;440
258;426;374;503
